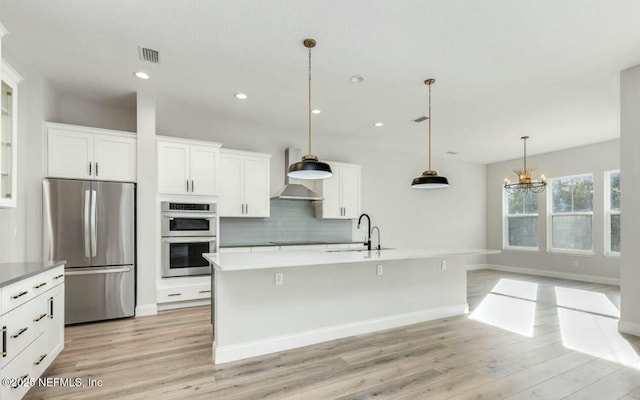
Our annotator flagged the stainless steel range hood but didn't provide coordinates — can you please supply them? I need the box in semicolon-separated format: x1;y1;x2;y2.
272;147;323;200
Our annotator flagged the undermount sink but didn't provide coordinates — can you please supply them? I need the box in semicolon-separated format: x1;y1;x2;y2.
326;248;395;253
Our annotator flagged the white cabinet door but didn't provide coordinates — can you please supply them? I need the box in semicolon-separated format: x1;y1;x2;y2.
47;128;94;179
340;166;361;219
94;134;136;182
320;171;341;218
46;283;65;366
315;162;361;219
243;156;270;217
189;145;218;196
218;153;244;216
157;141;190;194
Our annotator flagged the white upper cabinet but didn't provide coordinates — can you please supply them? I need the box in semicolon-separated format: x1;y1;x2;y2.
218;149;270;217
46;123;136;182
157;136;221;196
315;161;361;219
0;60;23;208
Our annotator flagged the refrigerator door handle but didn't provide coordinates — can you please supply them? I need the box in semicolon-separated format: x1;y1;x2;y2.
84;190;91;257
90;190;97;257
65;267;132;276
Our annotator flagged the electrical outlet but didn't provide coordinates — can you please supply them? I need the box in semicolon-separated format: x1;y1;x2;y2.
274;272;284;286
441;260;447;270
376;264;383;276
572;260;579;268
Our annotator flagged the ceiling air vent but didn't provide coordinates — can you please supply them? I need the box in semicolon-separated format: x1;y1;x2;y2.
413;116;428;123
139;46;160;64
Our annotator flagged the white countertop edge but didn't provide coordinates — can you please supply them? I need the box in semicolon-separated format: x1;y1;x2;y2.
204;248;500;272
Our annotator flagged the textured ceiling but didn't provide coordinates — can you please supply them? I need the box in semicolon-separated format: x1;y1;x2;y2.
1;0;638;163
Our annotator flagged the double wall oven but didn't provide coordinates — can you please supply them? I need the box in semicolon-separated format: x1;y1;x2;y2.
161;202;217;277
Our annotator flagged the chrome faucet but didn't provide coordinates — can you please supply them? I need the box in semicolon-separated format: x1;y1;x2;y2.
371;226;381;250
357;213;372;251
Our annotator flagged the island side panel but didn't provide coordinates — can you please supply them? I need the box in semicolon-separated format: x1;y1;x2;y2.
213;256;467;363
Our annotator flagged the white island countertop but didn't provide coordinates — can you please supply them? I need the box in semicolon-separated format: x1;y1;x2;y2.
204;248;499;272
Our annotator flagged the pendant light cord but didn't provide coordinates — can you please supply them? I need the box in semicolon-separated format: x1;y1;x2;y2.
428;81;432;171
308;46;312;156
523;137;527;171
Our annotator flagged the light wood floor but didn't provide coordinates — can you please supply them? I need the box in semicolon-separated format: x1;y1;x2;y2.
25;269;640;400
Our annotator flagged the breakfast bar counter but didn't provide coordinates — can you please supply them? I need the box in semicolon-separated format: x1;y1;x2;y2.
204;248;497;364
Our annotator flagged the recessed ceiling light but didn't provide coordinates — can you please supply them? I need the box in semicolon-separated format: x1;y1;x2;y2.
234;93;248;100
134;71;150;80
311;109;321;114
350;75;364;83
374;122;384;127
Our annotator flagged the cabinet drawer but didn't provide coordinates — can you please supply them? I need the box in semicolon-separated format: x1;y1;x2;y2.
46;266;65;287
1;267;64;315
1;333;47;400
2;296;48;367
158;283;212;303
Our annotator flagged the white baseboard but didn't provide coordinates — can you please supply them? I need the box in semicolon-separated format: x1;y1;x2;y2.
478;264;619;286
157;299;211;311
214;303;468;364
466;264;490;271
619;320;640;337
135;303;158;316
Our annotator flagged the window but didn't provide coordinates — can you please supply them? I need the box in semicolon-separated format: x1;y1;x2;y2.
549;174;593;252
504;190;539;249
606;171;620;255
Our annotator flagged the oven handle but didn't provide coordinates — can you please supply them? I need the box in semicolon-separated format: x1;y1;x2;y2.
162;237;216;244
161;212;217;219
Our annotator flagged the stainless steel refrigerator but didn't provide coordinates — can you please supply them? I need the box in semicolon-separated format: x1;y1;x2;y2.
43;178;135;324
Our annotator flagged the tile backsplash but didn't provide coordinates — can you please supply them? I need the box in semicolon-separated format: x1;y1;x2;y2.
220;199;353;244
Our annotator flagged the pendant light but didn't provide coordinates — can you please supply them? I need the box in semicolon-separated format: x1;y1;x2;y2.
504;136;546;194
287;38;333;180
411;79;449;189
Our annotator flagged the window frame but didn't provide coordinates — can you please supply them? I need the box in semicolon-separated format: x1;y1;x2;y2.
547;173;595;255
503;185;539;251
605;170;621;257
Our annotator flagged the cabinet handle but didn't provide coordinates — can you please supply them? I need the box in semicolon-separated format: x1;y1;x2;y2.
11;374;28;389
199;290;211;294
34;313;48;322
11;290;28;300
245;204;248;214
34;282;47;289
168;293;182;297
95;162;99;176
186;180;190;192
49;297;54;319
89;162;92;176
53;274;64;280
241;204;245;214
34;353;48;366
11;327;28;339
2;326;6;357
191;180;195;192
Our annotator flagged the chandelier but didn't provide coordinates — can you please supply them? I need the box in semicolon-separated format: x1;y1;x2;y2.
504;136;546;194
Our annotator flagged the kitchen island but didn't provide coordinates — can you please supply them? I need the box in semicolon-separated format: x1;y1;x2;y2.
204;248;496;364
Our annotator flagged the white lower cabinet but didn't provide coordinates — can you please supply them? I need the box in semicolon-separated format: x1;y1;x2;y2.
0;265;65;400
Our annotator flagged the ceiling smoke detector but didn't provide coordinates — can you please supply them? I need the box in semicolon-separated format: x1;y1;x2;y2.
138;46;160;64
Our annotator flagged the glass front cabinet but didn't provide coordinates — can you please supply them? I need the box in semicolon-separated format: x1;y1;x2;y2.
0;61;22;208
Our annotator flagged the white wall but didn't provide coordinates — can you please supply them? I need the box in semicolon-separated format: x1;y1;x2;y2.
0;46;51;263
619;65;640;336
486;139;620;281
157;103;487;258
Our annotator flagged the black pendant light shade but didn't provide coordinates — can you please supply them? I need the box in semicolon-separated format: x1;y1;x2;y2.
411;171;449;188
287;38;333;180
411;78;449;189
288;155;332;179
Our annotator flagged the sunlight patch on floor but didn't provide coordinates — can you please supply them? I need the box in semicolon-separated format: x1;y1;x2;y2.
555;286;620;318
491;278;539;301
557;307;640;369
470;293;536;337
